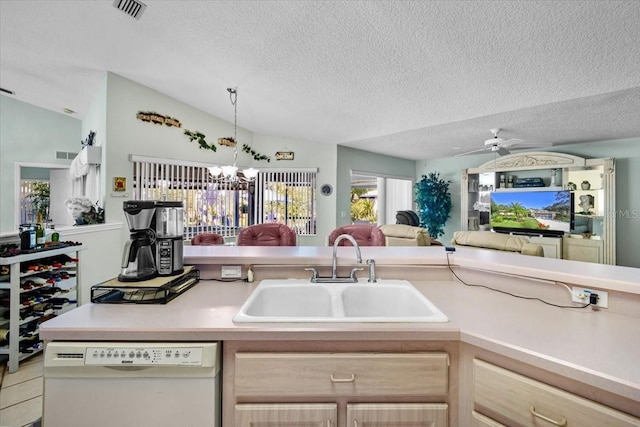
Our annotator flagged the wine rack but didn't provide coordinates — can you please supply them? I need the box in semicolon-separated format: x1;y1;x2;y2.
0;245;84;373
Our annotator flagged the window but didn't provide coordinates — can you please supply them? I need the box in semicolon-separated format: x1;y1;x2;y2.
131;156;317;239
350;171;414;225
256;169;317;235
20;180;49;224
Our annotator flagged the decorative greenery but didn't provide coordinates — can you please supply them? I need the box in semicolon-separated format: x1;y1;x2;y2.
80;203;105;225
183;129;271;162
184;129;215;152
242;144;271;162
415;172;452;239
26;181;50;223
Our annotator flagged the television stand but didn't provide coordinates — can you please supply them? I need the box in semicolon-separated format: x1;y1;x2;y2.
491;228;563;258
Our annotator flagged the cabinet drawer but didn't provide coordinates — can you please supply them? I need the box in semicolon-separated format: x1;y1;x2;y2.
473;359;640;427
235;352;448;397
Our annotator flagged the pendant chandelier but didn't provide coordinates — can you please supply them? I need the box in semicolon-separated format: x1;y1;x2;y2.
207;88;259;182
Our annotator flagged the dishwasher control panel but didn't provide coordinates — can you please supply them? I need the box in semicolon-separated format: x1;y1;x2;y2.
84;345;204;366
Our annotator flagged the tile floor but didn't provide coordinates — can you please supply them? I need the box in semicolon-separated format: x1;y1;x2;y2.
0;354;43;427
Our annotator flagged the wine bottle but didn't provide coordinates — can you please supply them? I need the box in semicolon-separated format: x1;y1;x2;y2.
36;224;45;248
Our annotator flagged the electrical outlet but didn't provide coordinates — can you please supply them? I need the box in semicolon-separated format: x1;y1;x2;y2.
221;265;242;279
572;287;608;308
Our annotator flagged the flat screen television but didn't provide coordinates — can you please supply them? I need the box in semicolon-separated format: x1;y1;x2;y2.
490;190;574;237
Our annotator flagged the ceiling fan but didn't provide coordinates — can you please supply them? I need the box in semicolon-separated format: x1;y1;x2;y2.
455;128;552;157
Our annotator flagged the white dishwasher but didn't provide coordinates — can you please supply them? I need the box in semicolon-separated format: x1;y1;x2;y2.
43;341;220;427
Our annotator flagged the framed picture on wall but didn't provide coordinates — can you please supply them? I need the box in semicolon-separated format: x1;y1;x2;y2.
113;177;126;192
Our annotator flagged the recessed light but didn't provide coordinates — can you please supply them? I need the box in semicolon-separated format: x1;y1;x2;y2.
63;108;76;114
452;147;460;150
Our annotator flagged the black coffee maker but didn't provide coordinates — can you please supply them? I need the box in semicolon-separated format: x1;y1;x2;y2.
118;201;157;282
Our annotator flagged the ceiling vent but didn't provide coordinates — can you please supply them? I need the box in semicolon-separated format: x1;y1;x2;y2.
113;0;147;20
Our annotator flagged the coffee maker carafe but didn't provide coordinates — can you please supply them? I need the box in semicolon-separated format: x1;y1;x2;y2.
153;201;184;276
118;201;158;282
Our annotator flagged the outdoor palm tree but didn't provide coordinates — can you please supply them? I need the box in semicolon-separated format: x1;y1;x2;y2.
510;202;527;221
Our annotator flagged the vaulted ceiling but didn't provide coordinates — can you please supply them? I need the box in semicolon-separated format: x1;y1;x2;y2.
1;1;639;160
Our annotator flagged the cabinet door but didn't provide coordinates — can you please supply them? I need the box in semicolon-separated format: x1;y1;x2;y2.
471;410;506;426
528;236;562;259
474;359;640;427
563;237;604;263
347;403;448;427
235;403;337;427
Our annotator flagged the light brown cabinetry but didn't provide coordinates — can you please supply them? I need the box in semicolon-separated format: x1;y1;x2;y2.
473;359;640;427
236;403;337;427
348;403;448;426
231;351;450;427
471;410;505;426
235;352;448;397
235;402;449;427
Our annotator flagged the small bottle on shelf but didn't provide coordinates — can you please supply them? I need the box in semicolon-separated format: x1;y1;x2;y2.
35;224;45;248
507;176;514;188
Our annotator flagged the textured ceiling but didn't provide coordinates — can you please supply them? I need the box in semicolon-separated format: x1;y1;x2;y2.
1;1;639;160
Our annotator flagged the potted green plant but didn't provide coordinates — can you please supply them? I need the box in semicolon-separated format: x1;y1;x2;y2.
415;172;452;239
26;181;50;223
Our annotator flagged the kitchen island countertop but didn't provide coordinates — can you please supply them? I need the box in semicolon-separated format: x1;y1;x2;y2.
41;284;640;402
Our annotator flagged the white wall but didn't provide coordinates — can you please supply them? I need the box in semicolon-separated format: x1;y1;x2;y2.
81;75;108;207
103;73;341;247
0;95;81;231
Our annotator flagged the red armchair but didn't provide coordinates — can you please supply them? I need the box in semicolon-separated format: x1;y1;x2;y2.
237;223;297;246
328;224;386;246
190;233;225;246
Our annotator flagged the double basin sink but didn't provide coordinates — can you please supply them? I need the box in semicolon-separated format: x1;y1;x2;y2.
233;279;448;323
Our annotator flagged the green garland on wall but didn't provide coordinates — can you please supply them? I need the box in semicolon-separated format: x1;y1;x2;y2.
183;130;270;162
242;144;271;162
184;130;214;151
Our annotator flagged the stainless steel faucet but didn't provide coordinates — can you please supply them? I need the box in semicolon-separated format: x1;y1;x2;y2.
331;234;361;279
307;234;363;283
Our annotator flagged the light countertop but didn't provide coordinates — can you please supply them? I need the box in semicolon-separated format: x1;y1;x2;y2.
183;245;640;293
39;245;640;403
41;275;640;402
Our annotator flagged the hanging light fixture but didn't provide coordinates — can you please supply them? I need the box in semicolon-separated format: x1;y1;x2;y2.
207;88;259;182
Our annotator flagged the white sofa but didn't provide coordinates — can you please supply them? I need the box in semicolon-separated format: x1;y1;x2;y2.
379;224;442;246
451;231;544;257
